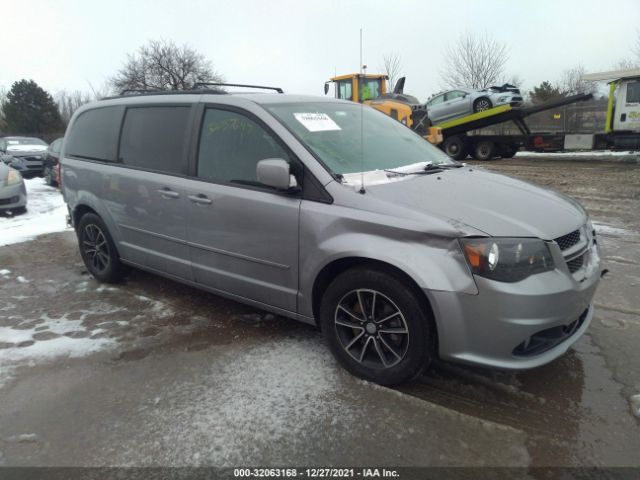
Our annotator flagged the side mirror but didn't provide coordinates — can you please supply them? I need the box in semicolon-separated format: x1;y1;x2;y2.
256;158;298;190
324;82;330;95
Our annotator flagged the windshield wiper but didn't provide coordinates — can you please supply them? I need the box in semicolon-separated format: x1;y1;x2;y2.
384;162;462;176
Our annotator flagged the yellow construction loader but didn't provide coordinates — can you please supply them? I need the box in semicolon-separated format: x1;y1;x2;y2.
324;73;442;144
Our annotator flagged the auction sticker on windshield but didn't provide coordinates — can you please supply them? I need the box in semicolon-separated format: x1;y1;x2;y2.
294;112;341;132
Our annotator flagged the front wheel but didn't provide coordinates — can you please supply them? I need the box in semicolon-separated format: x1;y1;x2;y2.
77;213;123;283
319;267;433;386
443;135;468;160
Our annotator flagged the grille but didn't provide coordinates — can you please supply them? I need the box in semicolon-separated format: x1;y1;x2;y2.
513;308;589;357
567;254;585;273
0;196;19;205
554;229;581;251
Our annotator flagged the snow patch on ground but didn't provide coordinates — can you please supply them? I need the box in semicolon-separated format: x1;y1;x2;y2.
516;150;638;158
593;222;637;237
0;269;10;275
118;337;357;466
0;309;127;389
0;178;70;246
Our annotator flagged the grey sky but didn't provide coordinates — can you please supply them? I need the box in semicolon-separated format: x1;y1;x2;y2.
3;0;639;100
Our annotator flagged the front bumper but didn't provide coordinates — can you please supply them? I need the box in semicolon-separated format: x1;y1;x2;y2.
9;157;43;176
0;182;27;211
429;241;601;369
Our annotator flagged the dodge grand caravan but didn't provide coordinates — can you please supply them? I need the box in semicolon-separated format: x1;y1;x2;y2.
60;87;602;385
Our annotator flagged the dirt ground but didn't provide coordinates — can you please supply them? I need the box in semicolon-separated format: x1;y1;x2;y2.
0;156;639;468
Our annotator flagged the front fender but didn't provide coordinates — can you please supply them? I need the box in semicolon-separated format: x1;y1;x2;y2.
298;209;477;319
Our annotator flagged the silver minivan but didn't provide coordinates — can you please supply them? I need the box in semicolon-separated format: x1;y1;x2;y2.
61;88;602;385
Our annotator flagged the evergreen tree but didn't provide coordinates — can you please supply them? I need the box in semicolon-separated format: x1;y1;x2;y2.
2;79;64;134
529;81;563;104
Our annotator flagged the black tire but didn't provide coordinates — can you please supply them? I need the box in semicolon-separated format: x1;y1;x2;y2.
319;267;433;386
12;206;27;215
473;140;496;160
44;166;56;186
442;135;468;160
473;97;493;113
77;213;123;283
501;146;518;158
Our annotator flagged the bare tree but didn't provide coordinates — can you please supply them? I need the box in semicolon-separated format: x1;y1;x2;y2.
441;32;509;89
559;65;597;95
612;58;640;70
87;81;114;101
55;90;93;124
503;74;523;88
381;53;402;92
111;39;223;92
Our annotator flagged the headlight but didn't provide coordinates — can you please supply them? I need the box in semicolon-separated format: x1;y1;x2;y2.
498;96;509;102
6;169;22;186
461;238;554;282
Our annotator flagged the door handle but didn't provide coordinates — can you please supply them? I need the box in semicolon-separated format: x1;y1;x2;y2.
158;188;179;199
187;194;212;205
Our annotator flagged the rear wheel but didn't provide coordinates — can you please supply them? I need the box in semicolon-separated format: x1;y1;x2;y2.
473;140;496;160
44;166;56;186
77;213;123;283
319;267;433;386
443;135;468;160
473;97;493;113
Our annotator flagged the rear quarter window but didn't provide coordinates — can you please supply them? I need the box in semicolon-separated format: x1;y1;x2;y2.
65;106;123;161
119;106;191;175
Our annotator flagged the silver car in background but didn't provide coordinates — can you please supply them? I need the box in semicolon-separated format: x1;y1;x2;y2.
0;163;27;214
426;84;523;125
0;136;48;178
61;90;601;385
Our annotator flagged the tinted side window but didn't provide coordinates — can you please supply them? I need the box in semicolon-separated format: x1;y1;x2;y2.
66;107;122;161
119;106;190;174
197;108;289;186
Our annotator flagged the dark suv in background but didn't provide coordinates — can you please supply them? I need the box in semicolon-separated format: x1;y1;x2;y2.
43;137;64;186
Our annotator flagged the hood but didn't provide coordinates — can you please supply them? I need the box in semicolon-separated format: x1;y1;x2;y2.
6;145;47;155
366;167;587;240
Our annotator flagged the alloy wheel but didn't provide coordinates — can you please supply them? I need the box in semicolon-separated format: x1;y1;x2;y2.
82;224;110;273
334;289;410;369
476;99;491;111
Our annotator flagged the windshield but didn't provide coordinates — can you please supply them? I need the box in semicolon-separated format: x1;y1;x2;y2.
266;102;453;176
359;78;382;101
6;138;47;146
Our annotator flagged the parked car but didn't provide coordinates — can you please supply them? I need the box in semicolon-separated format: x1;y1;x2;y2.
61;89;602;385
0;163;27;214
0;136;48;178
426;84;523;125
43;137;64;186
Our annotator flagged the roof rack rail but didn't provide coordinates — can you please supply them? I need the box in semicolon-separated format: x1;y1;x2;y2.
120;88;162;95
193;82;284;94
